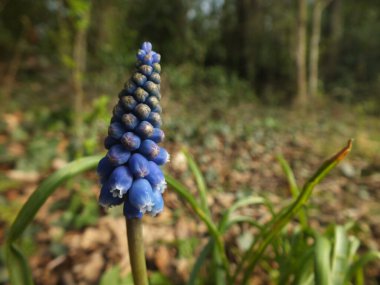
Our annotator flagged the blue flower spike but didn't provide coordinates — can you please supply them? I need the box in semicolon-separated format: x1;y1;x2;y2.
97;42;168;218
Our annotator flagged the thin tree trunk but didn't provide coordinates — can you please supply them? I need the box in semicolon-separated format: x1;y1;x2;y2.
295;0;308;106
309;0;332;98
326;0;343;79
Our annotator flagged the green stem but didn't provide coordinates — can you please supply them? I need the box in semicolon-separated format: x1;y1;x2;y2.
126;218;149;285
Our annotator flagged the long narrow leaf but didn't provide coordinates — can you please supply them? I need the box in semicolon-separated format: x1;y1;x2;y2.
183;150;210;216
7;155;102;242
219;196;265;232
5;155;102;285
236;140;352;284
165;175;230;280
277;154;308;229
314;235;332;285
188;239;213;285
5;244;34;285
331;226;349;285
345;251;380;283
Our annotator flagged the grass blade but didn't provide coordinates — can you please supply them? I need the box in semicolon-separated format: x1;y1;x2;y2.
236;140;352;284
314;234;332;285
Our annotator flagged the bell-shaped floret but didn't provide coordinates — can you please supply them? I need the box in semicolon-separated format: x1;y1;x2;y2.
107;144;131;166
146;161;165;191
128;179;154;213
97;156;114;184
123;198;143;219
128;153;150;177
149;190;164;217
99;182;124;208
107;166;133;198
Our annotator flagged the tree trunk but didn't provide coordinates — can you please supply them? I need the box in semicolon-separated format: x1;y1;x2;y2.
295;0;308;106
326;0;343;79
309;0;332;98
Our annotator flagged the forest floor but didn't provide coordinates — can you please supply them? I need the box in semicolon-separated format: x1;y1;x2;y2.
0;75;379;284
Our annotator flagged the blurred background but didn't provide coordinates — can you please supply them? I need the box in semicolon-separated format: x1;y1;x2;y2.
0;0;379;284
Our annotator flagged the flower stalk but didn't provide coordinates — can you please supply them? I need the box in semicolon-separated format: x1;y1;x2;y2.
126;218;149;285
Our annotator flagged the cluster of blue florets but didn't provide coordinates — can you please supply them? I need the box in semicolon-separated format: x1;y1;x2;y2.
97;42;169;219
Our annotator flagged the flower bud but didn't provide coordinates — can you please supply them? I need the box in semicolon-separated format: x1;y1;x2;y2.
143;81;159;97
142;42;152;53
128;179;154;213
121;132;141;151
151;128;165;143
134;87;149;102
137;49;146;61
121;95;137;111
107;166;133;198
128;153;150;177
124;80;137;93
134;103;151;120
152;53;161;64
152;105;162;114
147;112;162;127
132;73;147;86
139;65;153;77
113;103;125;118
146;96;159;109
108;122;126;139
152;147;169;165
122;113;139;130
139;139;160;159
104;136;118;149
153;63;161;73
150;73;161;84
135;121;154;138
107;144;131;166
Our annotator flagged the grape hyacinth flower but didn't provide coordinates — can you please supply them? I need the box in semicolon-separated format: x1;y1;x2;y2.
97;42;168;219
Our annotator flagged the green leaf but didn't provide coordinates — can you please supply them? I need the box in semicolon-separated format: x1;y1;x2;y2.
7;155;102;242
219;196;265;232
345;251;380;283
5;155;102;285
188;239;213;285
277;154;308;229
331;226;349;285
236;140;352;284
165;175;230;281
183;150;210;216
314;234;332;285
5;243;34;285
